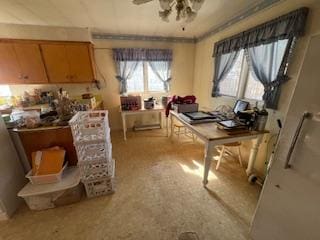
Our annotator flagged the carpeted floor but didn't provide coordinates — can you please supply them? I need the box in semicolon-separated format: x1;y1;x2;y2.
0;129;260;240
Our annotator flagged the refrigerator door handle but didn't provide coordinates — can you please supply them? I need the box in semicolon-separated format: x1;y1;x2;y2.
284;112;312;169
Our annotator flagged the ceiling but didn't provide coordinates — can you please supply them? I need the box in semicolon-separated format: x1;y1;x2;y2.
0;0;274;39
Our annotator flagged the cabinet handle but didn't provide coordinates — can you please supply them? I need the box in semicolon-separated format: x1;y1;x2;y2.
284;112;312;169
24;75;29;79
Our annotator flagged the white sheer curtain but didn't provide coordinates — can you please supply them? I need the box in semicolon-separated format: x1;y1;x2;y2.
115;61;140;94
148;61;172;92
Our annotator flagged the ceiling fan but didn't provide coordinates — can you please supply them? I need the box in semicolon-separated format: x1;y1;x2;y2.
132;0;205;23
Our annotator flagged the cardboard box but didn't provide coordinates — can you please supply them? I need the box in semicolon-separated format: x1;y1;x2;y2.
120;96;141;110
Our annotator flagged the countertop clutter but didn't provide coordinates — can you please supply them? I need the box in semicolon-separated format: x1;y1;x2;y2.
1;88;103;131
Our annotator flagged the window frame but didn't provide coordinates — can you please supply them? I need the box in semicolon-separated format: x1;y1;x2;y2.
218;51;264;103
126;61;167;94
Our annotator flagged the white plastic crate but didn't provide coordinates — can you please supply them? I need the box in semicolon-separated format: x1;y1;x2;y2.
82;160;115;198
75;141;112;164
83;177;115;198
79;159;115;181
26;164;67;185
69;111;110;143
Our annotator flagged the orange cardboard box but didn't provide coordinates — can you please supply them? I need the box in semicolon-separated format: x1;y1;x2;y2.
32;146;66;176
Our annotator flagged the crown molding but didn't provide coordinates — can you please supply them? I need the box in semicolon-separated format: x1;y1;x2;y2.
92;33;196;43
92;0;281;44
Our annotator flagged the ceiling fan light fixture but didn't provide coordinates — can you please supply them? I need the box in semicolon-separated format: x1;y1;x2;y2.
133;0;204;23
190;0;204;11
186;10;196;23
159;0;174;10
132;0;154;5
159;9;171;22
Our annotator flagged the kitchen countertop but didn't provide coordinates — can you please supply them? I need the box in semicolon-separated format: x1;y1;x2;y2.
10;125;70;132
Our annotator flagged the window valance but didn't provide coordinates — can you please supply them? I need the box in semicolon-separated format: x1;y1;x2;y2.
213;7;309;57
113;48;173;61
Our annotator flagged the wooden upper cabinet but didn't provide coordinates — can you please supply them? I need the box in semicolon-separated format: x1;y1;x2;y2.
41;43;95;83
65;44;95;83
0;40;95;84
40;44;70;83
13;43;48;84
0;43;23;84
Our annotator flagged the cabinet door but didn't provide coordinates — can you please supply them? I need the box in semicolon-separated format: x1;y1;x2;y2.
40;44;70;83
65;44;94;83
0;43;23;84
14;43;48;84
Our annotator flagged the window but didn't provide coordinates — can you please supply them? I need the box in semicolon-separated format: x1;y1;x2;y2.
219;50;264;101
0;85;11;97
244;72;264;100
126;62;144;93
219;51;244;97
127;62;166;93
218;39;289;101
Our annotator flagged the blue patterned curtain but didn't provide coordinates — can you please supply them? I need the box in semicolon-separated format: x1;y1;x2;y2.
212;51;239;97
245;38;293;109
211;7;308;109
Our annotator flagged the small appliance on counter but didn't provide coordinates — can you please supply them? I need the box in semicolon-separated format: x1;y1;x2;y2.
253;107;268;131
144;97;155;109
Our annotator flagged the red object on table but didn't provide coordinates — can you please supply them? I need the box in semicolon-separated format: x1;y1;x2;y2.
165;95;196;117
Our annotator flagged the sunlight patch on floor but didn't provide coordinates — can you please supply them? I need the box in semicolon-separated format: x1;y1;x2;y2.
179;160;218;180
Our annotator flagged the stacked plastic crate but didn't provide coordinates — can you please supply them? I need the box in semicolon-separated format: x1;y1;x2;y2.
69;111;115;198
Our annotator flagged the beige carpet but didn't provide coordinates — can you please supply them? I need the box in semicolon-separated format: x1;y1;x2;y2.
0;129;260;240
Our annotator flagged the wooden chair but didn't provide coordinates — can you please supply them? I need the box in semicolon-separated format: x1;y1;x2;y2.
216;142;243;170
173;122;196;142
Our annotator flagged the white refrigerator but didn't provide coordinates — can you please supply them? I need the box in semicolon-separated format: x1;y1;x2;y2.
0;116;26;220
250;34;320;239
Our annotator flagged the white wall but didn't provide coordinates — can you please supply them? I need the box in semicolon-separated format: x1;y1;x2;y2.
0;23;91;42
193;0;320;175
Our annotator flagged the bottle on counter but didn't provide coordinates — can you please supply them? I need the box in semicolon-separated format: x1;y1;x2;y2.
254;104;268;131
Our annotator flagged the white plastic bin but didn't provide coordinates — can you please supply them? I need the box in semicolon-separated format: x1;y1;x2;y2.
26;164;67;185
18;167;82;210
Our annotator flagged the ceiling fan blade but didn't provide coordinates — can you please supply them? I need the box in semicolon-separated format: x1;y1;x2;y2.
132;0;154;5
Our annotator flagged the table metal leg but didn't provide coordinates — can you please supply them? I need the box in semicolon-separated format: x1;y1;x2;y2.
159;111;163;129
166;117;169;137
121;113;127;141
246;135;263;175
170;113;174;139
203;142;214;186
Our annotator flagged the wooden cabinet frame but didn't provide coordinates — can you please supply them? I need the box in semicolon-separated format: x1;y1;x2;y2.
0;38;96;84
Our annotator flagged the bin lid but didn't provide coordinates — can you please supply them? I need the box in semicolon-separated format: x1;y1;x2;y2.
18;167;80;197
